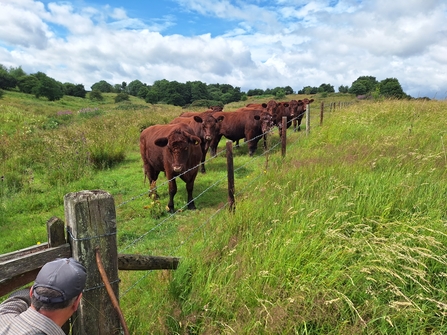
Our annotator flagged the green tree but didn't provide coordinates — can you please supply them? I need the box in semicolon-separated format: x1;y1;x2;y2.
137;86;149;99
247;88;264;96
298;86;318;94
188;81;209;102
348;82;367;96
145;88;159;104
34;75;64;101
89;89;104;101
17;75;39;94
350;76;378;94
115;92;130;103
63;83;87;98
0;68;17;90
8;66;27;79
127;80;145;96
91;80;113;92
113;84;122;93
275;89;286;99
338;85;349;93
378;78;407;99
318;83;335;93
284;86;294;95
207;86;222;101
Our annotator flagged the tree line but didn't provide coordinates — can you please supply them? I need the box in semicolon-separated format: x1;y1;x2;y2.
0;63;412;104
297;76;409;99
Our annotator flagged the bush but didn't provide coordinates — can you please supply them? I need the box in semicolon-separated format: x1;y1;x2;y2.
89;90;104;101
190;99;223;108
115;92;130;103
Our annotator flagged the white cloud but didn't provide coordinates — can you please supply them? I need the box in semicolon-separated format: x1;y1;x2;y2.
0;0;446;98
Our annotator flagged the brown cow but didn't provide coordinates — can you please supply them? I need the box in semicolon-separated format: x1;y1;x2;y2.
246;100;278;116
209;108;273;157
140;123;202;213
293;98;315;132
272;101;292;136
206;105;224;112
170;113;224;173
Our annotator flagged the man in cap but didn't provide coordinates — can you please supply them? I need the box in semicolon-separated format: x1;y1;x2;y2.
0;258;87;334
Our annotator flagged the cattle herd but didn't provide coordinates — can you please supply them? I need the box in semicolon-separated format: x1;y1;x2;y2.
139;98;314;213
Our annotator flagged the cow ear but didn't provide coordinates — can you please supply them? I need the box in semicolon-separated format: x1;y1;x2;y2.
309;99;315;103
191;135;201;145
193;116;203;123
154;138;169;147
254;115;261;120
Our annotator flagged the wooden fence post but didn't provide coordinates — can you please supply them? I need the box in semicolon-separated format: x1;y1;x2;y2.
320;101;324;126
64;190;121;335
226;141;235;212
281;116;287;158
306;103;311;135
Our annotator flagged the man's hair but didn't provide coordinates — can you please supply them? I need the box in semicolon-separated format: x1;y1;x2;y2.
31;287;79;311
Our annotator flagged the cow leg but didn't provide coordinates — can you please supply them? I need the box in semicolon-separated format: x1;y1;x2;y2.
185;180;196;210
209;134;222;157
167;179;178;213
149;180;159;199
200;144;206;174
248;140;258;157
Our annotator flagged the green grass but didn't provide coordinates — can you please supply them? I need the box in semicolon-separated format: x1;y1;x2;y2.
1;91;447;334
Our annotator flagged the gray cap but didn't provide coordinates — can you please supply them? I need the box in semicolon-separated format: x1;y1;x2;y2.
32;258;87;304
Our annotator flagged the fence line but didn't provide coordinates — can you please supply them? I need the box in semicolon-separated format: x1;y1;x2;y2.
116;101;343;257
1;99;352;333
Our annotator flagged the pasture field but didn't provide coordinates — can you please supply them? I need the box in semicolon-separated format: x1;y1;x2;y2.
1;90;446;334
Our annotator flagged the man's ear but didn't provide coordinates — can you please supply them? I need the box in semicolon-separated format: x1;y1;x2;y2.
72;293;83;311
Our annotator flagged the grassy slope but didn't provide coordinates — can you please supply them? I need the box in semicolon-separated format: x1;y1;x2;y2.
1;91;447;334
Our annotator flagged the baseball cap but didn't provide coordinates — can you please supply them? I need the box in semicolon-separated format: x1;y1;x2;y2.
32;258;87;304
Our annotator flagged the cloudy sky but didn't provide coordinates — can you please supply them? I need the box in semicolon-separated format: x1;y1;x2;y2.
1;0;446;98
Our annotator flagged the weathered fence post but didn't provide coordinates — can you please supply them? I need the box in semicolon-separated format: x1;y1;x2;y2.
281;116;287;158
320;101;324;126
64;190;121;335
226;141;235;212
306;103;311;135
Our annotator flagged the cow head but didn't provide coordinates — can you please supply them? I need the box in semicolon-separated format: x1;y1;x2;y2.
288;100;299;117
266;100;278;117
193;114;224;142
254;112;274;134
154;129;201;173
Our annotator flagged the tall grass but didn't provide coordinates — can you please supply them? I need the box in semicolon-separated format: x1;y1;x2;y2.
120;99;447;334
1;92;446;334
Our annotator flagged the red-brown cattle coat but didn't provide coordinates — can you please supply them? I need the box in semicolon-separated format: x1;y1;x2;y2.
272;101;293;136
139;123;202;213
170;113;223;173
209;108;273;157
293;98;315;132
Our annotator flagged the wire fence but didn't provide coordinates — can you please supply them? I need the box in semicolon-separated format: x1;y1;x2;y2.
115;102;345;298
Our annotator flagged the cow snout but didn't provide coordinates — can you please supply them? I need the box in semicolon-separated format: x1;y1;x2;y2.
173;166;183;173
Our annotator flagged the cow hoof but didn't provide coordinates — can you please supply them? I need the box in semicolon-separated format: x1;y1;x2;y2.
149;192;159;200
